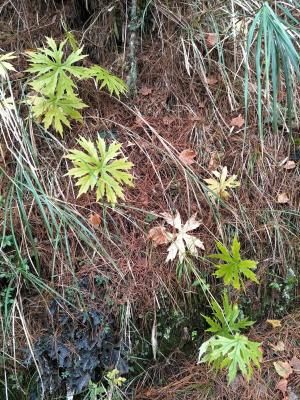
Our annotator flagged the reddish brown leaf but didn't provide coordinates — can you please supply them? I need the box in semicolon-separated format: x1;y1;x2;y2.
135;116;145;127
179;149;197;165
205;33;217;48
274;361;293;379
190;115;204;123
230;114;244;128
162;116;175;126
290;356;300;374
206;76;218;85
139;86;152;96
276;379;288;395
89;213;101;227
148;226;170;246
208;151;219;171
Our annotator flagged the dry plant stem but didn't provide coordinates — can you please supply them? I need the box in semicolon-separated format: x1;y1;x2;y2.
127;0;138;96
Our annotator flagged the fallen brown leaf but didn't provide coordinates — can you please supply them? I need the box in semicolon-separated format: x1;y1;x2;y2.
283;160;296;170
277;193;289;204
205;33;217;48
148;226;170;246
135;116;145;127
162;116;175;126
206;76;218;85
89;213;101;227
208;151;219;171
270;341;285;352
290;356;300;374
230;114;244;128
139;86;152;96
274;361;293;379
267;319;282;328
276;379;288;395
179;149;197;165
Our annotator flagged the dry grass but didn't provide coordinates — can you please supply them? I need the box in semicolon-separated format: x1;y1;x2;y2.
0;0;299;399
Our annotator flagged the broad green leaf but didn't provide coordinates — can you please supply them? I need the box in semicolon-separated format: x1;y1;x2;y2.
27;93;87;136
202;291;255;337
25;37;88;97
209;236;259;289
198;333;262;383
65;136;134;204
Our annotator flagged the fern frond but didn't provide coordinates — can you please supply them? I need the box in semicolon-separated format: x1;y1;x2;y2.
90;65;128;97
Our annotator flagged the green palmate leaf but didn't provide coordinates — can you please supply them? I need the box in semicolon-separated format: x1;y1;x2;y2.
65;136;134;204
202;291;254;336
198;333;262;383
25;37;88;97
209;235;259;290
0;52;16;78
27;93;87;136
90;65;128;97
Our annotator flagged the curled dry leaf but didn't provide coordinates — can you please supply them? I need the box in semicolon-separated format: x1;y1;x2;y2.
205;33;217;48
283;160;296;170
270;341;285;352
267;319;282;328
208;151;219;171
139;86;152;96
206;76;218;85
290;356;300;374
277;193;289;204
276;379;288;395
179;149;197;165
89;213;101;227
273;361;293;379
230;114;244;128
148;226;171;246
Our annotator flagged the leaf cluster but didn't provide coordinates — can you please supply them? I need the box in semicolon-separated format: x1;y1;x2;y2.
204;166;240;200
202;291;254;336
66;136;134;204
209;235;259;290
198;333;262;383
26;37;127;135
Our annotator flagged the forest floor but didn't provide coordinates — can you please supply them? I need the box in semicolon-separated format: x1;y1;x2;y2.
1;1;300;399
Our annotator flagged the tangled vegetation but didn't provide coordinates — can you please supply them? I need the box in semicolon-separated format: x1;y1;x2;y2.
0;1;299;399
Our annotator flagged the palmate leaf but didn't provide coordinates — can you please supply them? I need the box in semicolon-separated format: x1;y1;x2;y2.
27;93;87;136
25;37;88;97
65;136;134;204
198;333;262;383
209;236;259;290
161;211;205;263
0;52;16;78
90;65;128;98
202;291;254;336
204;166;240;200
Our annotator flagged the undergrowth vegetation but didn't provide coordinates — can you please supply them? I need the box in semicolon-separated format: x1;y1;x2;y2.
0;1;299;399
